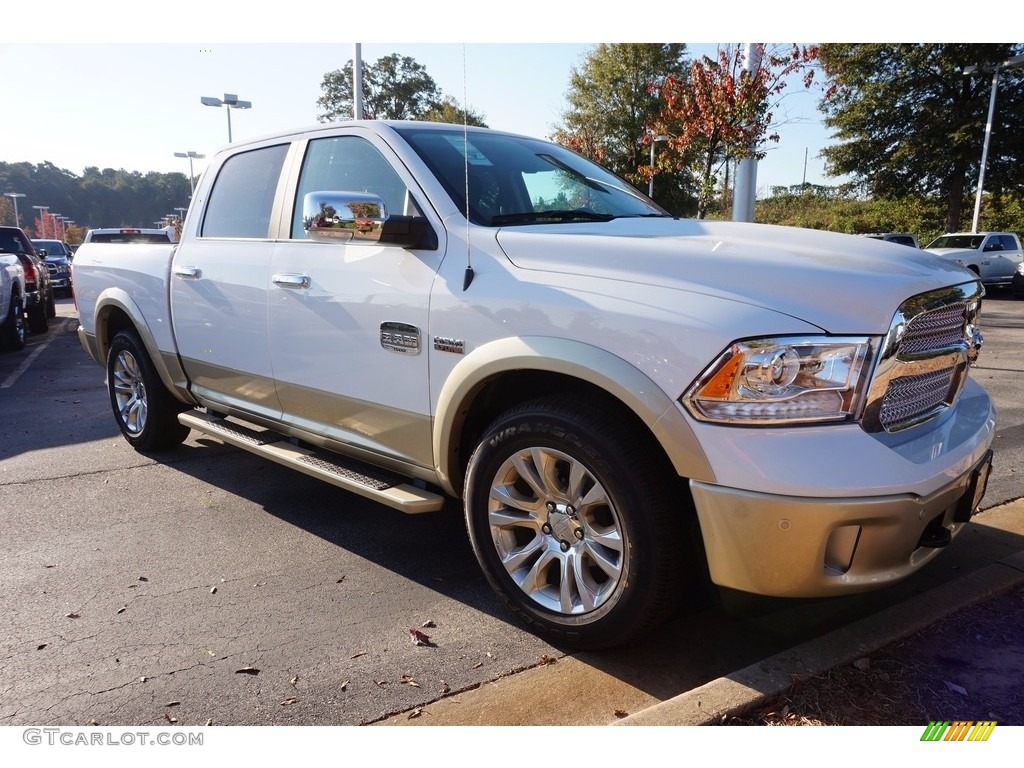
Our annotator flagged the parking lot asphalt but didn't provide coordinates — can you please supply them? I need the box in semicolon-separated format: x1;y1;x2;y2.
372;499;1024;726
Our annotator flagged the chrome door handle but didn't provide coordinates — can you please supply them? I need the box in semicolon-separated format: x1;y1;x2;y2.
272;273;311;289
173;266;202;278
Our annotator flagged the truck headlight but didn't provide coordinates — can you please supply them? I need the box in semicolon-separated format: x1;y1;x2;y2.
682;337;872;425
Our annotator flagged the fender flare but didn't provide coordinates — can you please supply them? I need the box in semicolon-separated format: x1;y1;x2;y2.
90;288;196;405
432;335;714;495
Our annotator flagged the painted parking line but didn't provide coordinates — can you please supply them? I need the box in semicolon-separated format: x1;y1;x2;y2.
1;318;71;390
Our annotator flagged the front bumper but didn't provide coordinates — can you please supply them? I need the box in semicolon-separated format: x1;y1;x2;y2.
688;378;996;597
691;449;992;596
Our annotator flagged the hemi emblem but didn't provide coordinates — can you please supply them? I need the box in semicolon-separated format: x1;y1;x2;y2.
433;336;465;354
380;322;420;354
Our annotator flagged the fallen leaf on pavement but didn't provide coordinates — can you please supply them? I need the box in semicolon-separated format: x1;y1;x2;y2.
408;628;432;646
235;667;260;675
421;620;436;628
408;708;426;719
65;613;80;619
290;676;299;687
613;710;628;718
280;698;298;706
401;675;420;688
164;713;177;723
538;655;557;665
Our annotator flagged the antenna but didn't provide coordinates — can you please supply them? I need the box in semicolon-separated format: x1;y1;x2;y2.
461;43;474;291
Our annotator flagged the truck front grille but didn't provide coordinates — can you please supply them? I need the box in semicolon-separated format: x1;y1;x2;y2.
862;283;983;433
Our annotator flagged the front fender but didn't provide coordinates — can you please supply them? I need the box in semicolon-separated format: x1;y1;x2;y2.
431;335;715;495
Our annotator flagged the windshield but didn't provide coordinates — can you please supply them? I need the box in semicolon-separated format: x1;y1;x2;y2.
33;240;66;258
396;126;668;226
927;235;983;249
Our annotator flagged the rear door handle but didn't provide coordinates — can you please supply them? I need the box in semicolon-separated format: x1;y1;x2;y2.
272;273;311;289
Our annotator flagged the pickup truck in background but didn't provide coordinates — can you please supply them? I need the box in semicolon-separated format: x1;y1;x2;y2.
0;246;27;350
923;231;1024;288
72;121;996;648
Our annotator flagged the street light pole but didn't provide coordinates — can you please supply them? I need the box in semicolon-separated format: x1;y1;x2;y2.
201;93;252;143
4;192;25;227
174;151;205;196
963;53;1024;233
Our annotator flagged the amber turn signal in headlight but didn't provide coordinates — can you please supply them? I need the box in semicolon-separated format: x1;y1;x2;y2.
682;336;872;425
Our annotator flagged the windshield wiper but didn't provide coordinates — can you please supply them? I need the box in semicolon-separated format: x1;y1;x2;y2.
490;210;617;225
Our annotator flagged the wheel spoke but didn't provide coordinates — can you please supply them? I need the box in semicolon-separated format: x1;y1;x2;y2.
498;534;545;573
509;449;549;500
490;481;544;515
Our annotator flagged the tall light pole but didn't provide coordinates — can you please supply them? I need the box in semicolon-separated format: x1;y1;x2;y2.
648;134;669;197
201;93;251;143
50;214;64;240
4;192;25;227
174;151;205;196
353;43;364;119
32;205;50;238
963;53;1024;233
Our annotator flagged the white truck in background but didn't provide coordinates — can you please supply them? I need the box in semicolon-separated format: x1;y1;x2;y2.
71;120;996;649
924;231;1024;288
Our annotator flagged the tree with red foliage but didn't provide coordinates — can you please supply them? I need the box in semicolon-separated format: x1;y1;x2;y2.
650;45;817;218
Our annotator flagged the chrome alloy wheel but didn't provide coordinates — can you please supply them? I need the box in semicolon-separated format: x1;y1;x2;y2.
111;350;148;435
487;446;625;615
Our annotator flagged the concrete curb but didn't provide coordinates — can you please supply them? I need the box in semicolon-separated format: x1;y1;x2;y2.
614;548;1024;726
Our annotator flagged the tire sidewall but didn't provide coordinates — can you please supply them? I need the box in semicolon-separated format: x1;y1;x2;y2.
465;405;668;647
1;294;26;350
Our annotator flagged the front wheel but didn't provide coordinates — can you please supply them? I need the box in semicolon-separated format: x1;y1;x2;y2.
464;396;694;649
107;330;190;451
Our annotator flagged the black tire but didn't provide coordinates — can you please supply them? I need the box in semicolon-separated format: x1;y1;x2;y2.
106;330;191;452
0;293;26;351
46;287;56;318
27;299;48;333
464;395;693;649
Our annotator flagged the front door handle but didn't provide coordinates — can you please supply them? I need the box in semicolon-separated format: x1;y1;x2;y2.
173;266;202;279
272;273;311;289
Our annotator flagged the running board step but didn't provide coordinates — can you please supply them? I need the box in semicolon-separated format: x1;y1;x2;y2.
178;410;445;514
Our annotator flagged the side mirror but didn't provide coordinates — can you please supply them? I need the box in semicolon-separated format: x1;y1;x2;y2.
37;248;47;257
302;191;436;250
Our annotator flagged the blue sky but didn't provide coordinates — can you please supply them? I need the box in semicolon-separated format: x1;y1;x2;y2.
1;5;985;198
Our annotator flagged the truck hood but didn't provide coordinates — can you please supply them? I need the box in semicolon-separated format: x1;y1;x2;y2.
495;218;976;334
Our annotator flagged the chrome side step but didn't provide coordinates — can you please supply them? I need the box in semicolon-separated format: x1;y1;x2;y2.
178;410;445;514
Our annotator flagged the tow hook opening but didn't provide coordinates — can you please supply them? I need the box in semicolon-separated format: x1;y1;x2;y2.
917;514;952;549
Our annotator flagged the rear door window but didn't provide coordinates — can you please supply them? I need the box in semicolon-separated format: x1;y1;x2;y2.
202;144;289;239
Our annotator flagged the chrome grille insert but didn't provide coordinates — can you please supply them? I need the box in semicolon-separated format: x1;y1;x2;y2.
862;282;983;433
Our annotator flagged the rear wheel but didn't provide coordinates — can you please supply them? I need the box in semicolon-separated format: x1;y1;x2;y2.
107;330;190;451
27;299;48;333
46;287;56;318
0;293;26;351
464;395;694;649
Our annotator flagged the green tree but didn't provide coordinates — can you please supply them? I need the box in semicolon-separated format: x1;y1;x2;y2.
317;53;443;122
816;44;1024;233
551;44;691;212
422;96;488;127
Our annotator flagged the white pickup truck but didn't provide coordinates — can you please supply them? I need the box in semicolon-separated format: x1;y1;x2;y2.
72;121;996;648
924;231;1024;288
